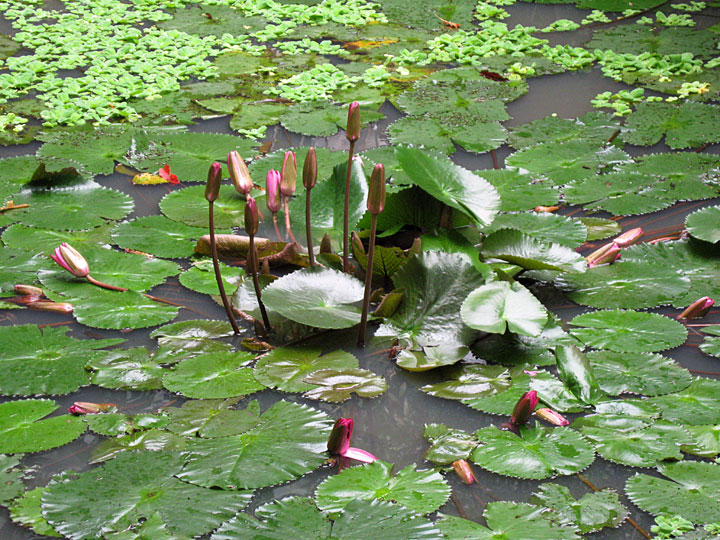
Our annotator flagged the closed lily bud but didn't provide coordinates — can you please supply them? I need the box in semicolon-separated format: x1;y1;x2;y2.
320;233;333;254
677;296;714;320
452;459;477;485
51;243;89;278
280;151;297;197
266;169;282;213
510;390;539;426
346;101;361;142
367;164;386;215
614;227;643;247
14;284;43;296
68;402;116;415
586;242;621;267
245;196;259;236
534;205;560;213
228;151;253;195
303;147;317;190
27;301;73;313
535;407;570;426
205;162;222;203
327;418;353;455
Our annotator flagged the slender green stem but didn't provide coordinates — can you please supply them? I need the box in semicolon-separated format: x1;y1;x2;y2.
306;186;315;266
284;196;298;244
249;234;271;333
86;275;128;292
358;213;377;347
343;140;355;273
209;202;241;334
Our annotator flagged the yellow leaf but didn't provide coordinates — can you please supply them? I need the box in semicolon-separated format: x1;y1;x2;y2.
132;173;168;185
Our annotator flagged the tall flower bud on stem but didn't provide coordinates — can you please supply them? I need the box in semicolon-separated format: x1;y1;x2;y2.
228;151;253;196
343;101;360;273
266;169;283;242
281;151;298;244
358;164;385;347
206;162;240;334
303;147;318;266
245;196;271;335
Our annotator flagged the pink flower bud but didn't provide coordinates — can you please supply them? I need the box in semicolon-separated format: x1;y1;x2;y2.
266;169;282;213
535;407;570;426
510;390;539;426
677;297;714;320
280;151;297;197
245;196;259;236
27;301;73;313
14;284;43;296
452;459;476;485
327;417;353;455
205;162;222;203
367;164;386;215
51;243;89;278
614;227;643;247
228;151;253;195
303;147;318;190
586;242;621;267
68;402;116;415
346;101;361;142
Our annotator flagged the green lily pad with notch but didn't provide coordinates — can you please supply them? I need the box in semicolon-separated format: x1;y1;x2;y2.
474;169;559;213
2;224;113;255
569;309;688;353
178;259;245;296
0;156;45;202
423;423;477;465
0;324;124;396
483;212;586;248
212;497;441;540
529;483;628;534
0;454;30;504
482;228;586;273
625;461;720;524
36;130;134;175
160;184;248;228
700;326;720;358
471;424;595;480
508;111;620;149
42;451;253;539
375;251;487;348
419;228;489;276
0;399;85;454
178;400;333;490
682;424;720;458
316;460;450;515
151;319;236;364
580;217;621;241
87;348;165;391
112;215;217;258
587;350;692;396
89;429;188;464
254;347;358;393
228;102;287;133
262;266;364;329
648;378;720;425
529;370;588;413
396;146;500;227
686;205;720;244
83;414;134;437
162;351;265;399
388;117;457;155
9;487;61;538
587;25;719;58
554;344;604;405
394;343;471;372
461;281;549;336
164;399;261;439
280;102;342;137
303;368;387;402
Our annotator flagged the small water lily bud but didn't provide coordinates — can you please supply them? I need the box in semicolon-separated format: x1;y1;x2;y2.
614;227;643;247
367;164;386;215
266;169;282;213
585;242;621;267
535;407;570;426
346;101;361;142
27;301;73;313
510;390;539;426
280;151;297;197
51;243;89;278
452;459;477;485
677;296;714;320
327;418;353;455
303;147;317;190
245;196;259;236
14;284;43;296
320;233;333;254
534;205;560;213
205;162;222;202
68;402;116;415
228;151;253;195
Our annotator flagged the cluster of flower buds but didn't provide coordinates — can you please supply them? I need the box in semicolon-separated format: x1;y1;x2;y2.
7;284;73;313
585;227;643;268
502;390;570;433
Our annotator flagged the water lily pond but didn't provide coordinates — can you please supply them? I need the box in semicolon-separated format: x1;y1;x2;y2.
1;0;720;538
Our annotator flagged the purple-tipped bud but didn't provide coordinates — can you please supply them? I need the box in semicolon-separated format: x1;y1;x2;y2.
614;227;643;247
228;151;253;195
27;301;73;313
367;164;386;215
303;147;317;190
280;151;297;197
346;101;361;143
14;284;43;296
68;402;116;415
51;243;89;278
245;196;259;236
535;407;570;426
327;418;353;455
510;390;539;426
205;162;222;203
266;169;282;213
452;459;477;485
586;242;621;267
677;296;714;320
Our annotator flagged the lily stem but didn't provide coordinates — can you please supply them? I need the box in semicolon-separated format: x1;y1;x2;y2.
272;213;283;242
284;196;298;244
208;201;241;334
343;140;355;273
306;186;315;266
86;275;128;292
358;214;377;347
249;233;271;334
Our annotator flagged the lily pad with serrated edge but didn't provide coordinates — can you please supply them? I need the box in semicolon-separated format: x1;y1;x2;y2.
423;423;477;465
648;378;720;426
9;487;61;538
474;169;559;213
36;131;133;175
83;413;134;437
42;451;253;539
164;399;261;439
178;400;332;490
0;454;30;504
316;460;450;515
302;368;387;402
569;309;687;353
66;288;179;330
508;111;620;149
580;217;621;241
162;351;265;399
0;248;54;293
483;212;587;248
160;184;248;228
0;399;85;454
2;224;113;255
463;370;534;415
87;348;165;391
682;424;720;458
625;461;720;524
686;205;720;244
587;350;692;396
421;364;511;401
112;215;217;258
89;429;188;464
700;326;720;358
471;424;595;480
530;370;588;413
178;259;245;296
151;319;235;364
481;229;586;273
394;343;471;372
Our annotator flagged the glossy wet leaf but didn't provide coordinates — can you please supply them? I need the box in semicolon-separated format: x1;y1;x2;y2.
508;112;620;149
112;215;214;258
0;454;29;504
42;451;253;539
2;224;113;255
569;309;687;353
686;205;720;244
150;319;235;364
530;370;587;413
0;399;85;454
87;348;162;391
0;248;54;292
423;424;477;465
303;368;387;402
554;345;604;405
263;267;364;329
621;101;720;149
394;343;471;371
700;326;720;358
83;413;134;437
421;364;511;401
9;487;61;537
162;351;264;399
648;378;720;425
461;280;548;336
164;399;261;439
463;370;535;415
580;217;621;241
529;483;628;534
474;169;558;213
89;429;188;464
483;212;587;248
587;350;692;396
682;424;720;458
178;259;245;296
37;129;133;175
481;229;586;273
316;461;450;515
0;324;124;396
160;185;247;228
178;400;332;489
625;461;720;524
471;424;595;479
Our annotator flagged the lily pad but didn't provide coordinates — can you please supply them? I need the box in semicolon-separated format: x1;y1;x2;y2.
423;424;477;465
160;185;247;228
87;348;165;391
648;378;720;425
112;215;214;258
621;101;720;149
9;487;61;537
0;399;85;454
303;368;387;402
700;326;720;358
164;399;261;439
178;259;245;296
686;205;720;244
421;365;512;400
0;454;30;504
474;169;558;213
481;229;586;273
150;319;236;364
482;212;587;248
2;224;113;255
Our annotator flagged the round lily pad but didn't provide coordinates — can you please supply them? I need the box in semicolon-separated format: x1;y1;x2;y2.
160;184;247;228
0;399;85;454
686;205;720;244
421;365;512;400
303;368;387;402
112;215;214;258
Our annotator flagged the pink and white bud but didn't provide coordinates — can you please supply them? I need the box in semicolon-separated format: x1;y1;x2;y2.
266;169;282;213
51;243;89;278
535;407;570;426
586;242;621;267
614;227;643;247
677;297;714;320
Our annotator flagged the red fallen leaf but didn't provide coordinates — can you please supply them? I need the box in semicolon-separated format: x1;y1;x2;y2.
480;70;509;82
158;164;179;184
